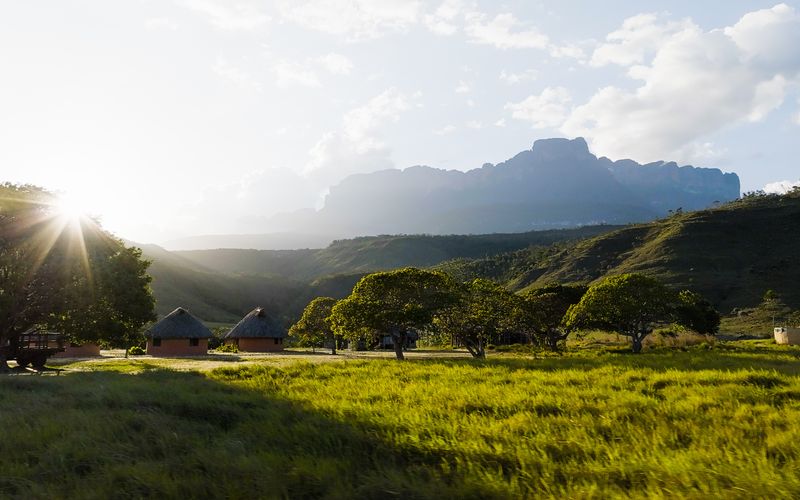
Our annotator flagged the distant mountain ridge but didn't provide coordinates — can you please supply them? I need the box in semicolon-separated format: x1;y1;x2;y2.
259;137;739;239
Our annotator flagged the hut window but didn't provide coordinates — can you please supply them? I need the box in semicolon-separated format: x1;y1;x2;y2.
153;338;161;347
274;338;279;345
189;338;199;347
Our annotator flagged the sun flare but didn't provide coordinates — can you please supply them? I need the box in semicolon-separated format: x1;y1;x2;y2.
54;194;92;222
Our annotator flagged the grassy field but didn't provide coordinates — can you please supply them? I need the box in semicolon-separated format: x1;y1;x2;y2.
3;343;800;498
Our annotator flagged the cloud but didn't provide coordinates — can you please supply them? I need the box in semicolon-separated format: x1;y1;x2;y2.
455;80;470;93
433;124;457;135
277;0;422;40
590;13;691;67
465;120;482;129
145;17;178;31
464;12;549;49
178;0;269;30
274;61;321;88
764;179;800;194
548;43;586;60
724;3;800;72
212;57;262;91
561;4;800;163
305;88;419;186
424;0;465;35
317;53;354;75
341;88;413;151
499;69;537;84
506;87;572;129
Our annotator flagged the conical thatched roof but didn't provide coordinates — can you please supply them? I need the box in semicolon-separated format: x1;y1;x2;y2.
225;307;286;339
146;307;213;339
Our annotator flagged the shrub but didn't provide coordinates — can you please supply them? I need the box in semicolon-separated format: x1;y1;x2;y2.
127;346;145;356
214;343;238;353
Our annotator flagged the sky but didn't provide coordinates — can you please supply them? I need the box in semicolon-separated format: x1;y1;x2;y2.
1;0;799;243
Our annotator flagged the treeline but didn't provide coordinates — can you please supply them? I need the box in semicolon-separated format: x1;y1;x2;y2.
289;268;720;359
0;183;155;369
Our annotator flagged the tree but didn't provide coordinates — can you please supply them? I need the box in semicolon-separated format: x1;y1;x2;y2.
435;279;516;359
0;183;155;369
289;296;339;354
329;268;455;360
564;274;678;353
516;283;587;351
674;290;720;335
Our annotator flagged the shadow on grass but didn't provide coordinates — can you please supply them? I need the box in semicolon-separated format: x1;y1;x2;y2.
0;368;502;499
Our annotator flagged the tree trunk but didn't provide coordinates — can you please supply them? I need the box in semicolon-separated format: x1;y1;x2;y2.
475;338;485;359
330;336;336;355
0;353;9;372
465;338;485;359
393;332;406;360
546;330;569;352
631;334;643;354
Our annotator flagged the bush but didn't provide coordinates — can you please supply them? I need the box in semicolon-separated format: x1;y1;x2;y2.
127;346;145;356
214;343;238;353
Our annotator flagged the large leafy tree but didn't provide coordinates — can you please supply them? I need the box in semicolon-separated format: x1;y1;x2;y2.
435;279;516;358
516;283;587;351
564;274;678;353
289;296;339;354
329;268;455;360
0;183;155;369
674;290;720;335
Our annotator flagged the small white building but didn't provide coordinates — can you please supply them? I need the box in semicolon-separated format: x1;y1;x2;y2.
774;327;800;345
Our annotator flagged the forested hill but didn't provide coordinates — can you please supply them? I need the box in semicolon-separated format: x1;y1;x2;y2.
171;225;619;281
140;191;799;325
438;191;800;312
139;225;617;323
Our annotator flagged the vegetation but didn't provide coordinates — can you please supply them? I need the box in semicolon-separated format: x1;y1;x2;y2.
434;279;516;358
518;283;587;351
330;268;456;360
4;344;800;498
440;189;800;314
140;190;800;334
720;290;799;336
289;296;340;354
564;274;715;353
171;226;619;282
0;183;155;369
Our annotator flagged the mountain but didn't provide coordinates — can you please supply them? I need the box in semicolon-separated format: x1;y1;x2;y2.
140;191;798;329
259;137;739;238
437;191;800;312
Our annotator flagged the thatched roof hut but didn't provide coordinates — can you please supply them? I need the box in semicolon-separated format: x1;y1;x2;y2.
224;307;286;352
147;307;213;339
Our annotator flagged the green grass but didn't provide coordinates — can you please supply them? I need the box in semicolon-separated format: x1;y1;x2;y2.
4;344;800;498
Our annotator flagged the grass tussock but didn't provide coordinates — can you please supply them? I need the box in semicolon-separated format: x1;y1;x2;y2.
3;344;800;498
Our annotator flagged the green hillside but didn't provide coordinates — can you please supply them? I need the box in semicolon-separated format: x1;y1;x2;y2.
172;226;619;281
139;227;617;325
140;244;310;325
440;191;800;313
141;192;799;330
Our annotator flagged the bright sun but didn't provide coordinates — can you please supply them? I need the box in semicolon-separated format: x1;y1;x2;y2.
55;194;92;222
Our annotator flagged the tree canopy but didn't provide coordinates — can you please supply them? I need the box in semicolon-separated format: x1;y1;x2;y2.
516;283;587;351
329;268;455;360
0;183;155;368
564;274;678;353
289;296;339;354
435;278;516;358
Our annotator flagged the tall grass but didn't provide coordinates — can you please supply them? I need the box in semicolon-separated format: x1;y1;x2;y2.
3;343;800;498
